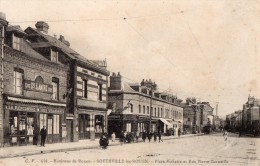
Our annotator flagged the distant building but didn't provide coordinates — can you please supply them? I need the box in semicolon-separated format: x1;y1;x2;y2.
107;73;183;137
183;99;214;134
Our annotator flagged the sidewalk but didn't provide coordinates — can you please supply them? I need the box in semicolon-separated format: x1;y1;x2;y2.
0;133;203;159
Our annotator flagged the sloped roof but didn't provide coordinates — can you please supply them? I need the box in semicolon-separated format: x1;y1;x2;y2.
123;82;137;93
4;40;50;63
25;27;109;74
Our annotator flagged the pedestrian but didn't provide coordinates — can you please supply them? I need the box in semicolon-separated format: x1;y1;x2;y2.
40;126;47;147
111;132;116;142
153;132;157;142
223;130;228;141
33;127;39;146
136;130;140;142
142;132;146;142
178;128;181;138
123;131;127;143
119;131;125;145
158;131;163;142
147;132;152;142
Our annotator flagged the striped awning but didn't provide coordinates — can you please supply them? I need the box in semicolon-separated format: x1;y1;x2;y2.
7;96;66;107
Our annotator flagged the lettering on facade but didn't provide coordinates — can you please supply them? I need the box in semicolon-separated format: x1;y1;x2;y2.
6;105;37;112
24;80;53;93
6;105;63;114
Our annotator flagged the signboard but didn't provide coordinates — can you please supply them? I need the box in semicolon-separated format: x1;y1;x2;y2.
6;104;63;114
24;80;53;93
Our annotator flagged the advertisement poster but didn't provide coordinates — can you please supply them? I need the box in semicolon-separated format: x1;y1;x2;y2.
0;0;259;166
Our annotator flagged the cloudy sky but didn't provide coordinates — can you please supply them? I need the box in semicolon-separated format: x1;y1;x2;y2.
0;0;259;117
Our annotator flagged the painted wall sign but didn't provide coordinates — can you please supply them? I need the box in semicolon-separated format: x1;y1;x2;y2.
24;80;53;93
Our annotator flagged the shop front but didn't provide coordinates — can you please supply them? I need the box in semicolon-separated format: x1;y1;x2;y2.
78;109;106;140
5;96;65;146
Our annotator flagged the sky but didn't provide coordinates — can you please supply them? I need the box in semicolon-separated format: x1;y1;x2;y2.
0;0;259;118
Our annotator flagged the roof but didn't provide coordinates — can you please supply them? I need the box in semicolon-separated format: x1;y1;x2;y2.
25;27;109;75
4;40;50;63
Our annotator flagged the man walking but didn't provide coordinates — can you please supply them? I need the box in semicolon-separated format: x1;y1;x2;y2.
158;131;163;142
40;126;47;147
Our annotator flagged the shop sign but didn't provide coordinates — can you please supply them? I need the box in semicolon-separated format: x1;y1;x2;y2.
123;114;136;120
24;80;53;93
39;108;63;114
108;115;121;120
6;105;37;112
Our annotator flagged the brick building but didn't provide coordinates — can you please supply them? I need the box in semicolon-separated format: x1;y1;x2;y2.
107;73;183;137
24;21;110;141
0;15;68;146
0;13;110;146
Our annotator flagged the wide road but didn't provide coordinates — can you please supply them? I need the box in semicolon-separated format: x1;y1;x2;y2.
1;133;259;166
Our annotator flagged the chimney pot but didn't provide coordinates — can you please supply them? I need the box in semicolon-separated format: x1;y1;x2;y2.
0;12;6;20
35;21;49;34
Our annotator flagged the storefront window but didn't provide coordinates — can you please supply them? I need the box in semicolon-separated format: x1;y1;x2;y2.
27;113;34;135
48;117;53;135
53;115;60;134
9;111;18;135
126;123;131;132
19;112;26;135
95;115;104;133
40;114;47;129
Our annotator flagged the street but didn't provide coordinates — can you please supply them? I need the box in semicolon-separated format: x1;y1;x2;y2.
1;134;259;166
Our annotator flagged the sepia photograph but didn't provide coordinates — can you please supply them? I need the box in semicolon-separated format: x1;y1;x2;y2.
0;0;259;165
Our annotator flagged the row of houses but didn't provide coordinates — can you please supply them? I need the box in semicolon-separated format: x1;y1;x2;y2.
106;73;220;137
226;96;260;136
0;12;219;147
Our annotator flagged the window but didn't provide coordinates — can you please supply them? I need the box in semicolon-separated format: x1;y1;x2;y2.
130;104;133;113
161;108;163;118
147;106;149;115
139;105;141;113
51;49;58;63
52;77;59;100
14;68;24;95
82;80;88;98
143;106;145;114
151;107;153;116
155;108;156;117
158;108;160;117
53;115;60;134
13;34;21;51
98;84;102;101
40;114;47;130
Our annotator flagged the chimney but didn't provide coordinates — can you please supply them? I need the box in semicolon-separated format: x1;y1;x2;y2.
35;21;49;34
0;12;8;27
109;72;122;90
59;35;70;46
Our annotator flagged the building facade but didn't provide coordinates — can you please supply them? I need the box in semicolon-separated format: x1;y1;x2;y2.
0;14;110;146
0;16;68;146
24;21;110;141
183;99;214;134
107;73;183;137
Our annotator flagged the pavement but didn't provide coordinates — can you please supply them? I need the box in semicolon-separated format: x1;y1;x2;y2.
0;133;203;159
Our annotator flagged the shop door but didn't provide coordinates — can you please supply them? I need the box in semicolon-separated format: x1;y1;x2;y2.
66;120;73;142
47;117;53;143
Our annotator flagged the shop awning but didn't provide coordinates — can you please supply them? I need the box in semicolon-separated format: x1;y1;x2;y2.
159;118;173;127
7;96;66;107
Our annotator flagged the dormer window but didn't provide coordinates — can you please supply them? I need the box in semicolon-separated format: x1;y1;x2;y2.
51;48;58;63
13;34;22;51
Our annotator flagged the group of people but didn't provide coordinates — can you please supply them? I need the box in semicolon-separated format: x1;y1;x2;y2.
33;126;47;147
141;131;163;143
